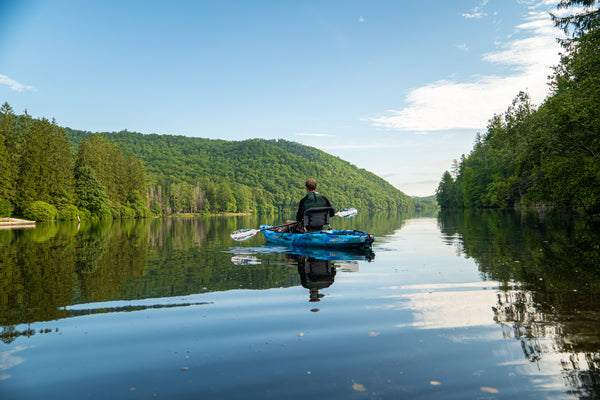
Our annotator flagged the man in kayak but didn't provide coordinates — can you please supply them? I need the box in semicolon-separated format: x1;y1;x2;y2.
280;178;334;232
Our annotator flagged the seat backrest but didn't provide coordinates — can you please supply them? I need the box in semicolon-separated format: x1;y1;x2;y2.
303;207;334;229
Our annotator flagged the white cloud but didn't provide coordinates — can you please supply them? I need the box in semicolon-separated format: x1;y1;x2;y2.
462;11;487;19
366;5;563;132
358;16;365;23
462;0;489;19
0;345;33;381
322;142;400;150
0;74;35;92
295;132;335;137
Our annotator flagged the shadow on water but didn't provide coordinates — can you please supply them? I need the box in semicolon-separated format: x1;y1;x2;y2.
438;209;600;399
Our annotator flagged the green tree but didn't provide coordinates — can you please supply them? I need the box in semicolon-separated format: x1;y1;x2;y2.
216;182;236;212
552;0;600;35
74;166;110;217
17;118;73;207
0;102;18;208
436;171;456;210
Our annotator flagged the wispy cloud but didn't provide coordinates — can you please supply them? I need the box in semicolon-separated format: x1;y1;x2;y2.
322;142;401;150
0;74;35;92
365;4;563;132
296;132;336;137
456;43;469;51
462;0;489;19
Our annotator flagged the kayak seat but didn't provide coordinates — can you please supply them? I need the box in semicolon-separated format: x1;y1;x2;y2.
303;207;335;232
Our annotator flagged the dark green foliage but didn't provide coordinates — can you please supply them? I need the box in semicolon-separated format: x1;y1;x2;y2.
2;100;414;217
0;198;13;217
0;108;152;221
17;117;73;207
57;205;80;221
74;133;148;212
64;131;416;215
0;102;17;210
22;201;58;221
437;2;600;215
120;205;136;219
74;166;110;218
436;171;457;209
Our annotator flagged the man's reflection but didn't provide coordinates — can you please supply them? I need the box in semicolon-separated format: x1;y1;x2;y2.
231;247;373;303
295;256;336;302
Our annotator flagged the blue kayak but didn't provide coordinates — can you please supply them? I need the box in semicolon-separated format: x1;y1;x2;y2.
260;225;374;249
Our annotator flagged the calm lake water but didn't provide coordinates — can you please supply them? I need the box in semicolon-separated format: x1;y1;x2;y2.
1;210;599;399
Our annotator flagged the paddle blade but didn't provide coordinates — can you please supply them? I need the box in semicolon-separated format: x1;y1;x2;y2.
335;208;357;218
231;255;262;265
230;228;260;241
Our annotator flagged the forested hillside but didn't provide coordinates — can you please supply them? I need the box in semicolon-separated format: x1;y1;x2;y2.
0;98;416;221
436;1;600;216
65;129;416;215
0;100;415;221
0;104;148;220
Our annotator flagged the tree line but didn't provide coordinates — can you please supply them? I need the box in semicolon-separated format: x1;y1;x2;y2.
436;1;600;216
65;129;418;217
0;103;149;220
1;101;419;220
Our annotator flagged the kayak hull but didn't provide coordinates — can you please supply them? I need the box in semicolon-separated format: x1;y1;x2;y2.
260;225;374;249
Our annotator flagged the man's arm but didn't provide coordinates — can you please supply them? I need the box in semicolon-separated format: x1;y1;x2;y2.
296;195;307;222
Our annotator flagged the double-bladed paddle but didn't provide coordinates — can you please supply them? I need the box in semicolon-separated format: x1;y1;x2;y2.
230;208;358;241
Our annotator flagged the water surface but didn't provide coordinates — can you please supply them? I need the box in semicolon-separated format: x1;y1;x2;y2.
1;211;599;399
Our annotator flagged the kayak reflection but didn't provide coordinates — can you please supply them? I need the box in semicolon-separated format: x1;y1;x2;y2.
230;245;374;303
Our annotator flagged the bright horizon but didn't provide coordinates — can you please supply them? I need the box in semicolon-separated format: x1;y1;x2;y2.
0;0;565;196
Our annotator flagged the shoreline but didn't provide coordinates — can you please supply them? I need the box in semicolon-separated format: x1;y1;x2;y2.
0;218;37;230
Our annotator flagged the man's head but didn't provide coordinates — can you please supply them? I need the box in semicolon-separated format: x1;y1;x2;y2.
305;178;317;192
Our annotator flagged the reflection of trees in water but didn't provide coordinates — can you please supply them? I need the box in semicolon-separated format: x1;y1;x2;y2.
0;213;387;343
494;289;600;398
439;210;600;398
147;217;208;249
0;220;149;343
76;220;148;303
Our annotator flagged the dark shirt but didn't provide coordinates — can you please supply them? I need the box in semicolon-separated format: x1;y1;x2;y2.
296;192;332;222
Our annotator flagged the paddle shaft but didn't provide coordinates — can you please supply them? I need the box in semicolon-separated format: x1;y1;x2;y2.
231;208;357;241
230;221;298;241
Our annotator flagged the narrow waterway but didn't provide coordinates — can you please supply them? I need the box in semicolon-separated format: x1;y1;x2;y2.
1;211;599;399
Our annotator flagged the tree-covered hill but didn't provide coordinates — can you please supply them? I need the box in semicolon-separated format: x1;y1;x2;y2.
65;129;415;215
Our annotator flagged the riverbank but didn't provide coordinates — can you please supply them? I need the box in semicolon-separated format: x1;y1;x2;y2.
0;217;36;230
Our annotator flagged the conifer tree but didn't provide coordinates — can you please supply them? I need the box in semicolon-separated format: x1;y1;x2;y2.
17;118;73;206
0;102;18;206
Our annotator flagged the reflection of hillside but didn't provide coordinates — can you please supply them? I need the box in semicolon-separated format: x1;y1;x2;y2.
0;212;407;343
147;217;207;248
0;220;149;343
76;220;149;303
0;226;76;343
438;210;600;398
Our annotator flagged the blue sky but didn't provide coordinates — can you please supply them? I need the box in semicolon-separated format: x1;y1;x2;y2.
1;0;565;196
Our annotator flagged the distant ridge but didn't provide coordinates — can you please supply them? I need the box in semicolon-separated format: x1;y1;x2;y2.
66;128;415;213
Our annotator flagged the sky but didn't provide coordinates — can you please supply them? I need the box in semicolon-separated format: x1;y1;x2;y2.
0;0;566;196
